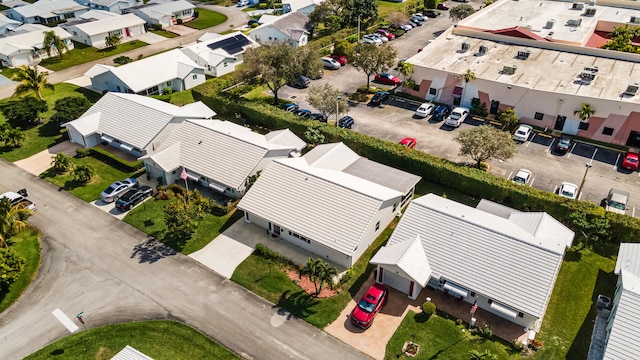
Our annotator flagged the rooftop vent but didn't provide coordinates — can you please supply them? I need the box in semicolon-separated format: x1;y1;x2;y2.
580;71;596;84
502;65;517;75
545;19;555;29
571;2;584;10
631;16;640;24
566;18;582;27
589;0;596;6
585;7;596;16
624;83;639;96
517;49;531;60
584;66;599;73
477;45;488;56
461;42;470;52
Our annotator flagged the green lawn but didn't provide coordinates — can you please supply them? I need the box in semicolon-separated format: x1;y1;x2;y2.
386;312;518;359
150;29;180;38
150;90;196;106
377;0;405;18
39;41;149;71
24;320;239;360
40;156;138;202
123;198;242;254
0;230;41;314
0;83;103;162
188;9;228;30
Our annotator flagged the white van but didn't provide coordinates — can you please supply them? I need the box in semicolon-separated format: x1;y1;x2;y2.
237;0;249;7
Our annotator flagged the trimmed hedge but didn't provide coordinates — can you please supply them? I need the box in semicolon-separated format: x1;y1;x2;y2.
191;91;640;245
88;147;144;173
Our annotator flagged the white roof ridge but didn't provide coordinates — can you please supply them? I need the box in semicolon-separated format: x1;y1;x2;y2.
186;119;272;151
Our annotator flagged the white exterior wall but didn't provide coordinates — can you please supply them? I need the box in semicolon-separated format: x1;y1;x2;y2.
1;50;32;67
350;197;400;266
250;27;306;47
474;294;538;330
181;68;206;91
91;71;129;92
214;59;236;77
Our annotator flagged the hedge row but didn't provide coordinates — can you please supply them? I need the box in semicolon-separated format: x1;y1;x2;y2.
191;91;640;245
87;147;144;173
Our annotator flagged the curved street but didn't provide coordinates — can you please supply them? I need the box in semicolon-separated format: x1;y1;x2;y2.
0;159;370;359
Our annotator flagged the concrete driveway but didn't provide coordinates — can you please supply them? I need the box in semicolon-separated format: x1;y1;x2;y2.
0;160;370;360
13;140;81;176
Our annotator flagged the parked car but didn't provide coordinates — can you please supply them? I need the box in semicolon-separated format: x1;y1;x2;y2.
409;19;422;27
308;68;324;80
413;13;429;21
400;23;413;31
431;104;451;122
321;56;341;70
369;91;390;106
415;102;435;118
310;113;328;122
437;3;450;10
511;169;532;185
361;34;383;45
247;19;260;27
558;182;578;199
237;0;249;6
115;186;153;211
452;0;469;2
376;29;395;40
330;54;348;65
350;283;388;329
100;178;138;203
400;137;417;149
512;124;533;142
282;103;298;112
605;188;629;214
375;73;401;85
424;10;439;17
338;116;354;129
294;109;312;118
621;151;639;171
444;107;470;127
1;190;36;211
411;14;426;23
554;137;572;154
370;33;388;43
288;75;310;88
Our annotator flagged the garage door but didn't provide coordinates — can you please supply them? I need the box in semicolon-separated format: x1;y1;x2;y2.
383;269;411;294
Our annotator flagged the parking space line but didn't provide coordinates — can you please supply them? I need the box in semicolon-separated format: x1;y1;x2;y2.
567;143;577;158
578;192;583;200
633;207;636;218
591;148;598;162
526;134;534;147
614;153;621;170
529;177;535;187
507;171;513;180
553;184;558;194
547;138;556;152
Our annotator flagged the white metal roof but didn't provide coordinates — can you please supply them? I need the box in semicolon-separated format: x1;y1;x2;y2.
0;25;72;56
370;235;432;286
10;0;87;18
616;243;640;277
79;9;118;20
603;269;640;360
508;212;575;250
182;31;258;63
64;111;100;135
386;193;571;318
66;13;144;36
138;0;194;17
84;49;203;93
264;128;306;152
111;345;153;360
140;142;181;171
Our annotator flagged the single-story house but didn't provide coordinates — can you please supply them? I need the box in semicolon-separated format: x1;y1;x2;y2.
0;13;21;34
282;0;322;15
63;92;216;158
238;142;421;268
140;119;306;199
87;0;142;14
588;243;640;360
181;32;258;77
85;48;206;95
371;195;574;331
0;24;73;67
124;0;194;28
6;0;88;24
249;11;310;47
62;11;145;48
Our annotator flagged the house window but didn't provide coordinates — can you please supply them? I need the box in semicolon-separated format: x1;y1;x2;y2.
578;122;589;130
470;291;476;297
429;88;437;95
224;62;228;67
487;299;493;305
245;212;249;221
192;75;198;80
534;112;544;120
375;221;380;231
602;127;614;136
393;203;398;212
166;81;171;86
518;312;524;318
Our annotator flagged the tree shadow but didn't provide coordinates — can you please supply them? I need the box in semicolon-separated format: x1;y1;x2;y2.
274;290;318;319
74;87;103;102
564;250;582;262
219;210;243;233
130;237;177;264
62;179;85;191
155;231;190;252
38;120;64;137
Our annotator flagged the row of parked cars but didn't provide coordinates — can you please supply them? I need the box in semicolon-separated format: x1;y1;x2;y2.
100;177;154;211
288;55;347;89
281;102;355;129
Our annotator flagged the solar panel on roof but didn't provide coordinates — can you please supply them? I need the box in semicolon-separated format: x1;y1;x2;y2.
207;35;250;53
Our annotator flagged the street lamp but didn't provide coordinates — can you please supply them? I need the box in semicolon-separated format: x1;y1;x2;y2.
577;162;593;199
335;96;342;127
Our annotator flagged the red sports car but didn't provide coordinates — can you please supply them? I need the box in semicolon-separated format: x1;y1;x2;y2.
621;151;639;171
437;3;450;10
375;73;401;85
400;137;417;149
331;55;348;66
350;283;388;329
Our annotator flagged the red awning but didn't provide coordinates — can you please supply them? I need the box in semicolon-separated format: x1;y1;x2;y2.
453;86;463;96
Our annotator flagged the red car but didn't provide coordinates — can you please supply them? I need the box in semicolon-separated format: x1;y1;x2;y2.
331;55;348;66
375;73;401;85
351;283;388;329
437;3;450;10
376;29;395;40
400;137;416;149
621;151;639;171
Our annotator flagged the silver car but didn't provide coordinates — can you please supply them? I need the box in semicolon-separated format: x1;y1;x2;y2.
100;178;138;203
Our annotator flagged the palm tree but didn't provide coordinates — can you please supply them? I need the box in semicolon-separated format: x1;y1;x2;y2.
469;349;497;360
51;153;73;172
301;258;338;295
43;30;69;60
574;103;595;122
104;33;121;49
11;65;55;100
398;61;414;89
72;164;95;183
3;127;26;147
0;198;37;248
461;68;476;105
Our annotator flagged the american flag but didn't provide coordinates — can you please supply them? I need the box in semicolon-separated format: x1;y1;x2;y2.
470;303;478;314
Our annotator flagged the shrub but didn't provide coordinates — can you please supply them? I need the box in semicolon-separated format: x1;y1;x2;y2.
339;269;354;285
177;18;183;25
477;324;493;339
75;148;90;158
470;97;488;117
346;35;358;43
113;56;133;65
163;87;173;95
152;24;162;31
421;301;436;317
88;147;144;173
255;243;284;262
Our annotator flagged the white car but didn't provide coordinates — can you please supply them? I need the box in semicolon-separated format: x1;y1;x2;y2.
513;124;533;142
444;107;469;127
237;0;249;6
413;13;428;21
512;169;532;185
605;188;629;214
411;14;425;23
370;33;388;43
400;24;413;31
321;56;341;70
361;34;383;46
558;182;578;199
1;191;36;211
100;178;138;203
415;102;435;118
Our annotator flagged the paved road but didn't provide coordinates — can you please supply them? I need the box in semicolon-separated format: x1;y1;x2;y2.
0;159;370;360
0;4;249;99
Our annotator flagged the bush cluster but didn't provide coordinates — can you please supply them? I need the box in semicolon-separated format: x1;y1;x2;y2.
88;147;144;173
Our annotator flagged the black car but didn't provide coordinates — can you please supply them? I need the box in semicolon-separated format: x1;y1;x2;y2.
115;185;153;211
294;109;312;118
424;10;439;17
288;75;311;88
282;103;298;112
338;116;354;129
310;113;328;122
369;91;390;106
431;104;451;121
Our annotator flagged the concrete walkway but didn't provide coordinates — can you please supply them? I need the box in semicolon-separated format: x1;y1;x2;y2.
13;140;81;176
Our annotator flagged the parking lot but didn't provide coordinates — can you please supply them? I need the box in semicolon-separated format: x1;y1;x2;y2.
275;5;640;216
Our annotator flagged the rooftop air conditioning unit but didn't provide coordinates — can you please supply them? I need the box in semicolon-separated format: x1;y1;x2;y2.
567;19;582;27
502;65;517;75
571;2;584;10
584;66;599;73
461;42;470;52
478;45;488;56
589;0;596;6
517;49;531;59
596;294;611;310
545;19;555;29
585;7;596;16
631;16;640;24
580;71;596;84
624;83;639;96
